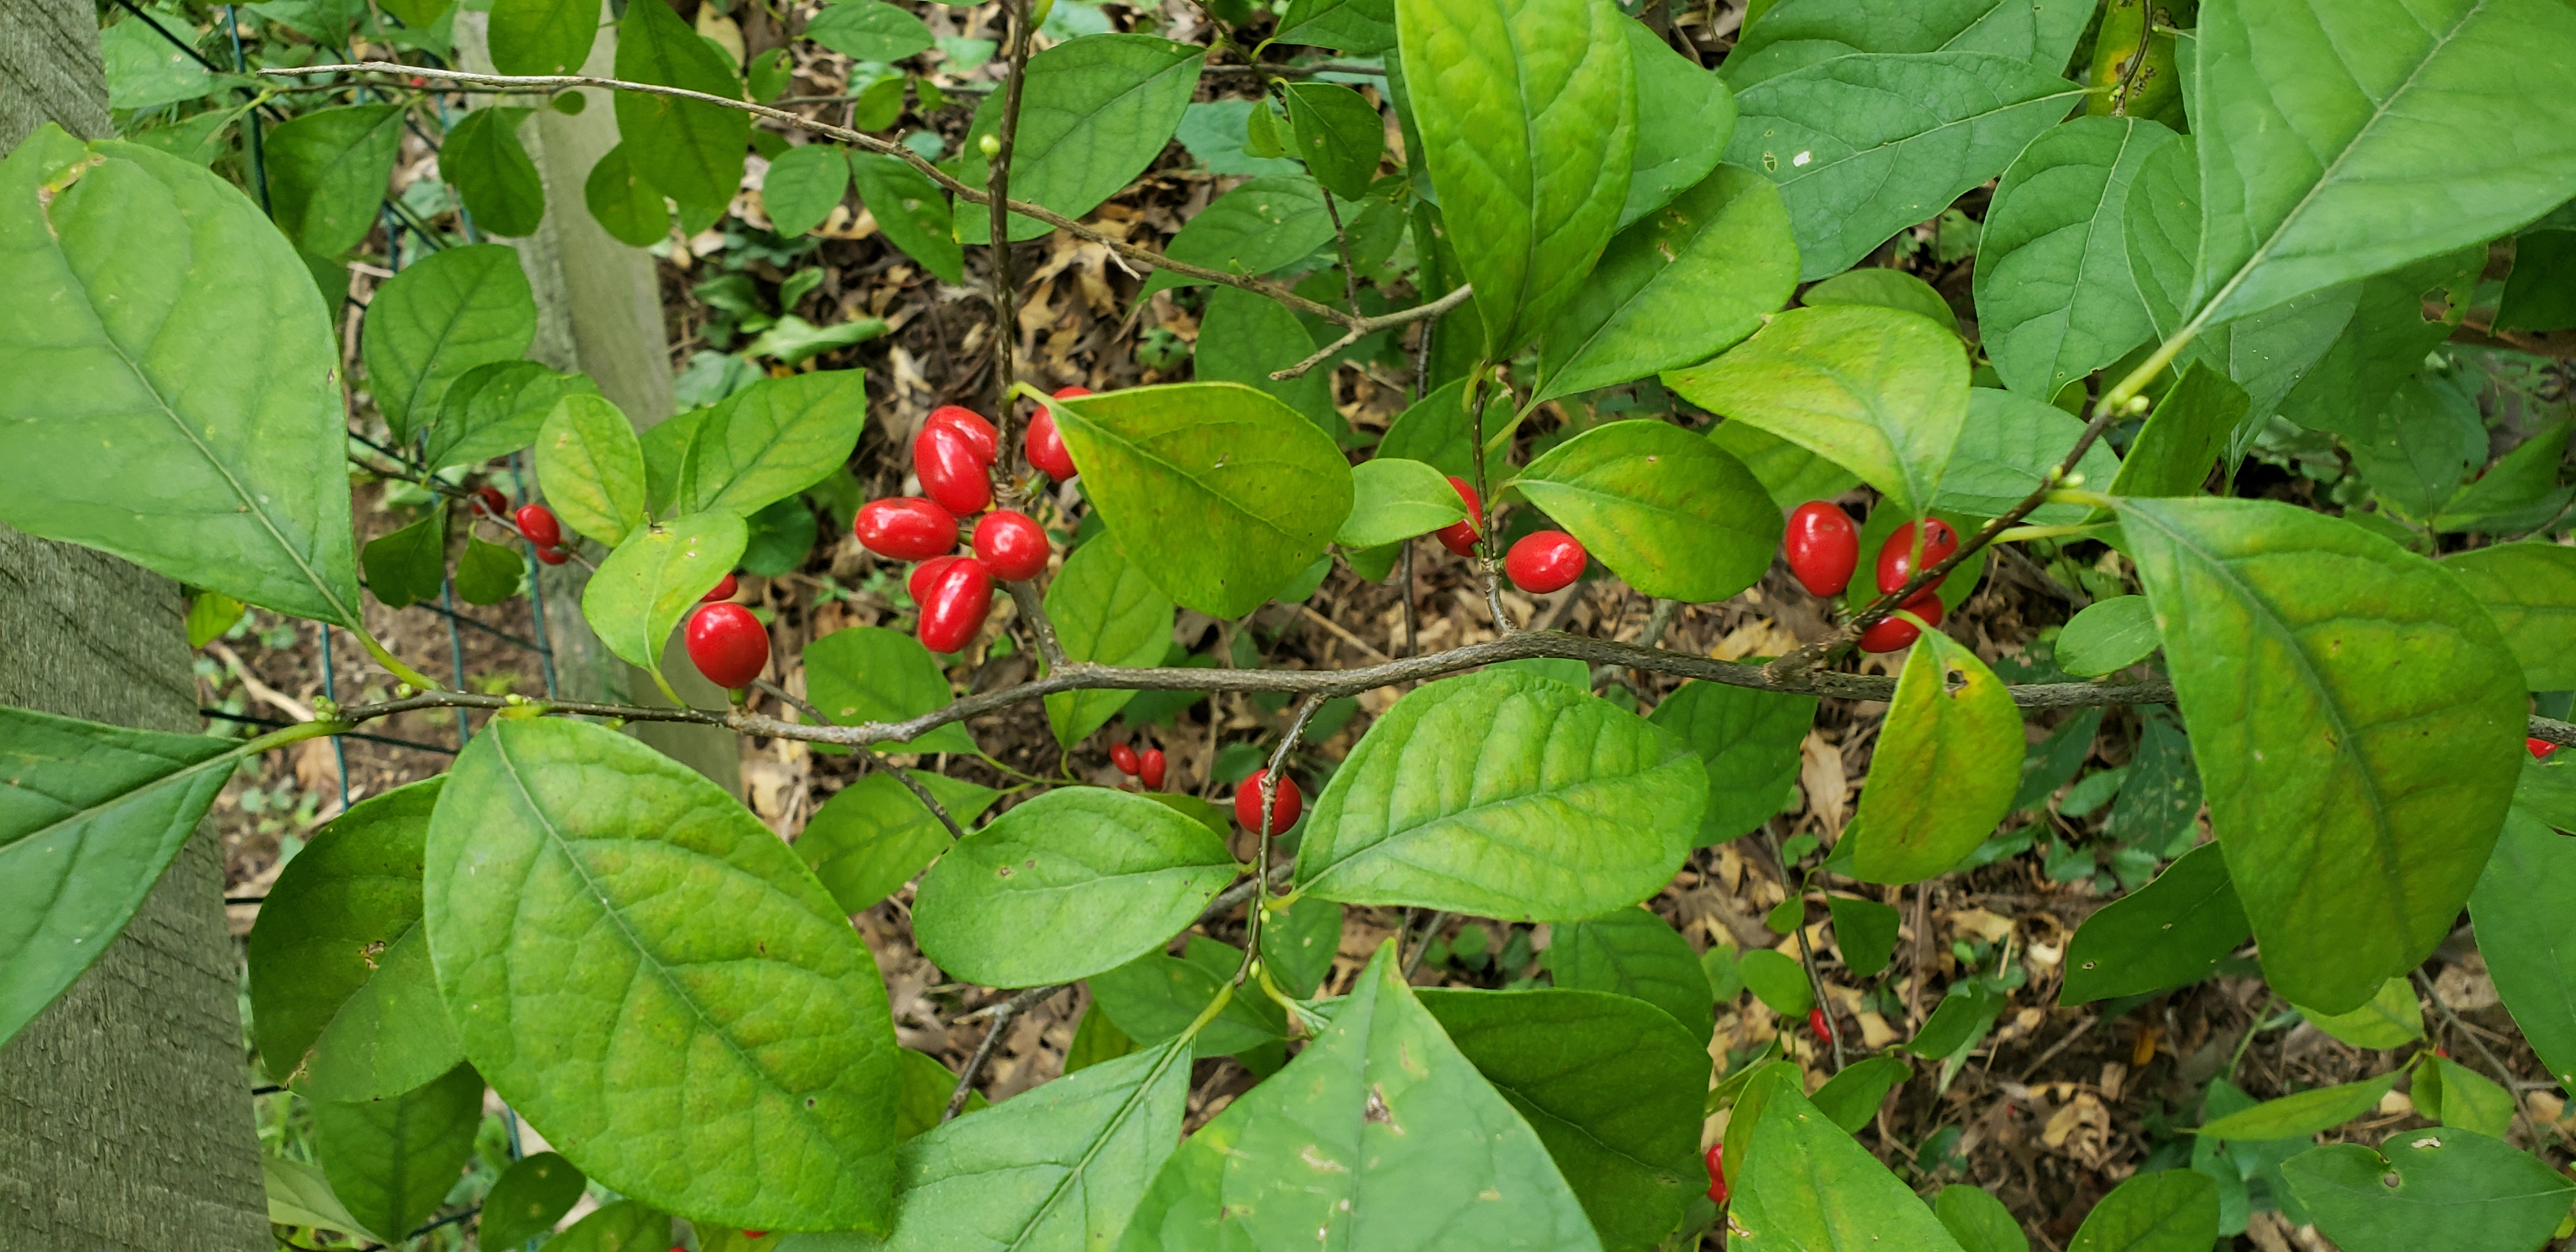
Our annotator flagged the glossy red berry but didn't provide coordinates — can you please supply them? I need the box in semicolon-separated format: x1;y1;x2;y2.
534;545;569;565
685;602;769;689
1140;748;1166;791
908;555;962;605
1858;590;1945;653
473;486;510;517
514;503;562;549
2531;737;2558;759
973;510;1050;581
915;423;994;515
1808;1006;1831;1043
1234;769;1303;832
1433;477;1482;556
1874;518;1960;595
1782;501;1859;597
855;497;961;561
1505;530;1587;593
1052;386;1093;399
917;557;995;654
1704;1143;1728;1204
1111;743;1142;775
700;572;739;603
1025;409;1078;480
924;404;998;464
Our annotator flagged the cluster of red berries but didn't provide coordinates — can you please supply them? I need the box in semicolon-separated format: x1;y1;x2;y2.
1431;477;1590;594
1782;502;1958;652
473;487;571;567
1109;742;1168;790
852;393;1087;653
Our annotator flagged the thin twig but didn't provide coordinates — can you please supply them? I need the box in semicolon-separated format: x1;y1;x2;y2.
755;678;964;838
1401;910;1453;980
2412;968;2525;1103
1271;285;1476;381
944;982;1064;1119
1299;601;1393;664
1239;694;1331;984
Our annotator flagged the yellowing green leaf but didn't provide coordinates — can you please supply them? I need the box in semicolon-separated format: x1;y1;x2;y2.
1850;630;2021;885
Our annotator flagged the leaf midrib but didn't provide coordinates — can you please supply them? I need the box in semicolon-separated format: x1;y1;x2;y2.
1000;1039;1191;1250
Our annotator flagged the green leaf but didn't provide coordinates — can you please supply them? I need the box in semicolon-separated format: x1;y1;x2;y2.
2470;811;2576;1094
1708;418;1860;510
614;0;749;210
846;1039;1193;1251
889;1046;981;1141
424;719;903;1232
1645;679;1816;846
1803;267;1956;332
2186;0;2576;329
365;243;539;445
1120;942;1604;1250
1736;947;1813;1017
1045;383;1354;618
2060;843;2248;1006
677;370;866;517
803;625;977;754
2417;1055;2515;1139
537;393;650;546
1974;116;2177;400
2276;247;2486;438
1190;285;1341;440
549;1200;669;1252
264;103;405;257
1089;936;1285;1058
1849;630;2022;885
2433;417;2575;535
2107;360;2247;500
1810;1055;1909;1133
2283;1127;2576;1252
1724;52;2081;280
482;1151;586;1249
362;503;450;611
455;534;528;606
2054;595;2157;678
1296;669;1705;920
1138;174;1337;298
247;779;464;1101
265;1154;366;1237
1906;980;2002;1061
1726;1079;1966;1251
1514;418;1782;602
427;361;601;470
762;143;852;236
802;0;934;60
1257;894;1343;997
1045;538;1177;747
2067;1170;2219;1252
1544;906;1713;1044
2345;378;2488;520
1935;1184;2029;1252
2501;227;2576;333
100;17;215;112
1938;388;2122;524
581;511;749;680
2108;708;2201;857
313;1064;485;1243
443;107;545;237
0;706;243;1047
1827;895;1899;979
1282;82;1383;201
915;787;1236;988
1664;304;1967;519
1376;377;1476;478
586;143;673;247
2445;543;2576;694
1397;0;1636;355
743;314;890;367
1618;20;1735;229
490;0;600;75
0;130;367;627
956;35;1205;243
849;153;965;284
1534;165;1797;404
1722;0;2091;88
1275;0;1395;53
2296;976;2423;1050
1338;457;1468;548
2196;1073;2398;1141
1418;988;1707;1252
799;770;997;913
187;590;245;647
2119;496;2529;1013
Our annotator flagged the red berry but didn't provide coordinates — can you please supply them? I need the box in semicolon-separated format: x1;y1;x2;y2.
535;545;570;565
1052;386;1093;399
917;557;995;654
1025;409;1078;480
1704;1143;1728;1204
684;602;769;689
2531;737;2558;760
855;497;961;561
1110;743;1142;775
1505;530;1587;593
1233;768;1303;832
915;422;993;515
908;555;962;605
473;486;510;517
924;405;998;464
1432;477;1482;556
1808;1006;1831;1042
514;503;562;549
1874;518;1960;595
700;572;739;603
1140;747;1166;791
972;510;1050;581
1782;501;1858;597
1858;590;1945;653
